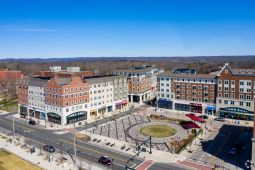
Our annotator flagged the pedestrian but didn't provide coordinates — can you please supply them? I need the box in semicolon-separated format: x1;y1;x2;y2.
48;158;50;163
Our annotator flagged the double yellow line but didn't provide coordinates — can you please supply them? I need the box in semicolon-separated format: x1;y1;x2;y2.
60;139;136;166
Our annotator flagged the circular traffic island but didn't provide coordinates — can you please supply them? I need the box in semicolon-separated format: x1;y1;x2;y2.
127;121;185;144
140;125;176;138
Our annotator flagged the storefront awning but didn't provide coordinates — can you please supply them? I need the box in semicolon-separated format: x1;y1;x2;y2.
207;106;216;110
182;122;200;129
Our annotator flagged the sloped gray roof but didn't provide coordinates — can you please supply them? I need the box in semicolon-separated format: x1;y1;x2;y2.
158;71;216;79
28;77;48;87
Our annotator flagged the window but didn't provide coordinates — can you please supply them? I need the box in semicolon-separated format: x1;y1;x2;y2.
218;87;222;91
231;88;235;92
246;89;251;93
224;80;229;85
239;81;244;85
66;108;69;112
231;80;235;85
246;95;251;100
239;94;244;100
224;93;229;98
218;99;222;104
230;101;234;105
224;100;228;104
218;93;222;97
218;80;222;85
224;87;229;91
239;88;244;92
240;102;243;106
247;82;251;86
246;102;251;107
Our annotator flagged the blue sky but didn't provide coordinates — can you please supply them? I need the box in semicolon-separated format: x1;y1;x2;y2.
0;0;255;58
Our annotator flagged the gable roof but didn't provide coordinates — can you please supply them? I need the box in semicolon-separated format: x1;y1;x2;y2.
217;63;233;77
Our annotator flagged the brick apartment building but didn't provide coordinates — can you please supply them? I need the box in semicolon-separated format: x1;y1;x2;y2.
216;63;255;121
45;76;89;125
37;66;94;78
113;65;162;104
16;76;30;118
157;72;216;114
157;63;255;121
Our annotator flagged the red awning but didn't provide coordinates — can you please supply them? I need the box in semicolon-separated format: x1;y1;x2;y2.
182;122;200;129
186;113;206;123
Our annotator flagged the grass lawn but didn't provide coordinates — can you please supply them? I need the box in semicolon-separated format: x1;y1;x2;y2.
0;149;41;170
140;125;176;138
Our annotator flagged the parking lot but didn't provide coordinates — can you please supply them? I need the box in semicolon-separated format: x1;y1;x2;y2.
189;120;252;170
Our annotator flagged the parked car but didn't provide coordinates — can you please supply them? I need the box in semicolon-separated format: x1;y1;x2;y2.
28;119;36;125
214;117;225;122
229;147;237;155
43;145;55;153
199;115;208;119
98;156;112;166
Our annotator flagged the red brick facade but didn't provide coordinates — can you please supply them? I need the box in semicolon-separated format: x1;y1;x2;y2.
45;77;89;107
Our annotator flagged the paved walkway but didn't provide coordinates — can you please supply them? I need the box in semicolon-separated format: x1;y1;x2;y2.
0;132;105;170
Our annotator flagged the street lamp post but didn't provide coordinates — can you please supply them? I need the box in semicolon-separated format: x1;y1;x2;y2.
112;158;114;170
12;108;15;140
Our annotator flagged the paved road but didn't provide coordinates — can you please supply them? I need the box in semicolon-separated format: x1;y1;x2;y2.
0;113;185;170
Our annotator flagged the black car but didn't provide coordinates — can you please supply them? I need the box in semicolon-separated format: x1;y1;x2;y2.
43;145;55;153
28;119;36;125
98;156;112;166
214;117;225;122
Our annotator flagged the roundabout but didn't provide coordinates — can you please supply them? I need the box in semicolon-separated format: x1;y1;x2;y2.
126;121;185;144
140;125;176;138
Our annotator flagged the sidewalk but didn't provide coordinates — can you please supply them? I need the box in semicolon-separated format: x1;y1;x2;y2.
0;132;106;170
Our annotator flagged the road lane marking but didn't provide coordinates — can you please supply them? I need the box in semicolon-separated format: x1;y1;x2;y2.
60;139;136;166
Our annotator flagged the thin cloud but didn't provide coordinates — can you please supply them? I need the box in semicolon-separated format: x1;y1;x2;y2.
5;28;58;32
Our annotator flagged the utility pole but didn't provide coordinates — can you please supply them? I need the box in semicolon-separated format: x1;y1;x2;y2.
73;122;77;169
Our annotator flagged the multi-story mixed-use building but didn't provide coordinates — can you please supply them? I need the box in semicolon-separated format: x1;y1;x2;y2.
157;72;217;114
86;75;128;118
17;73;129;125
157;63;255;121
113;65;161;104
